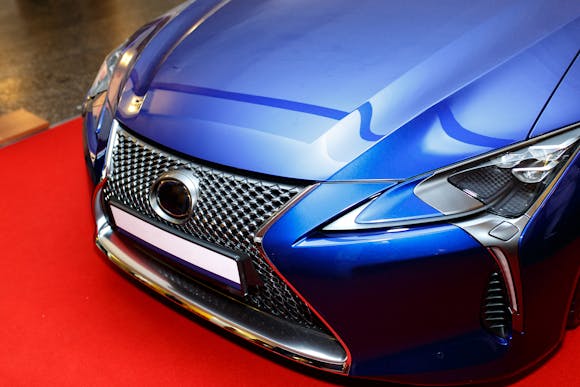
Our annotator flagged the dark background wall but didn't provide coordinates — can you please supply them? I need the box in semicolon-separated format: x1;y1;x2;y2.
0;0;183;123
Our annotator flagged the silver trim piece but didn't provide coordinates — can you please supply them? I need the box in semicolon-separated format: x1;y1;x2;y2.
489;247;519;314
453;213;528;332
414;175;484;216
489;222;519;241
94;184;349;373
149;169;200;224
323;203;369;232
254;184;319;244
102;120;121;180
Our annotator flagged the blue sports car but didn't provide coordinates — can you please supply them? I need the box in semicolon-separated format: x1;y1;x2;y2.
83;1;580;384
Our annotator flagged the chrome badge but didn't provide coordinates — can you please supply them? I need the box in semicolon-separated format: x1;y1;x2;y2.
150;169;200;224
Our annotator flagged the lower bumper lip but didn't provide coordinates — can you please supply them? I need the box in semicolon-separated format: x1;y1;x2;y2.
93;180;349;373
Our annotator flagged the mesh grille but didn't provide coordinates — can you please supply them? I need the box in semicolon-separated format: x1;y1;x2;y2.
489;183;541;218
448;166;513;201
103;128;325;331
448;166;543;218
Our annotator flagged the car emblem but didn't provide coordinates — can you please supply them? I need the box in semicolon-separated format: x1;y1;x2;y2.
150;169;200;224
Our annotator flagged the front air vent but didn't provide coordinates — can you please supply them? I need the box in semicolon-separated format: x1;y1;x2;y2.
482;272;512;341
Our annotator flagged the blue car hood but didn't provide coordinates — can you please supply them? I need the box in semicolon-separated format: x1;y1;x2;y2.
116;0;580;181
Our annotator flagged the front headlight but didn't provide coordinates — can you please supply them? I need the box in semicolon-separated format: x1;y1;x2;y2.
446;131;578;218
83;18;167;183
87;44;126;99
325;126;580;231
83;43;129;139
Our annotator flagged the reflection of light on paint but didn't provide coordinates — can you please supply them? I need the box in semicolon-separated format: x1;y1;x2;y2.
124;95;144;116
319;110;365;162
387;227;410;233
422;114;483;155
119;51;134;67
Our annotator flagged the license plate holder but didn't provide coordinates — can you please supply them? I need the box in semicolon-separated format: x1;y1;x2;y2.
108;203;259;296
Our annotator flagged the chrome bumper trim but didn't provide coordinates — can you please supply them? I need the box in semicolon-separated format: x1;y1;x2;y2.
94;183;348;373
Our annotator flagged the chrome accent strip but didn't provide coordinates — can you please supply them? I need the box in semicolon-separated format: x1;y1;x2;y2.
453;213;527;332
94;183;348;373
488;247;518;314
254;184;319;244
102;120;120;180
149;169;200;224
415;175;484;216
323;202;369;232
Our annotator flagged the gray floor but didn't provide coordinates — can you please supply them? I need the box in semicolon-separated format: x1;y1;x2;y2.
0;0;182;124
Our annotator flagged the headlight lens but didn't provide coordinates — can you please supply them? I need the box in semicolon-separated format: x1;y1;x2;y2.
83;15;175;184
448;129;578;218
324;126;580;231
87;44;126;98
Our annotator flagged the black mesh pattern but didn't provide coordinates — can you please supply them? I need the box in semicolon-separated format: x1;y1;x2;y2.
103;129;325;331
448;166;513;202
481;272;511;340
448;165;545;218
489;183;542;218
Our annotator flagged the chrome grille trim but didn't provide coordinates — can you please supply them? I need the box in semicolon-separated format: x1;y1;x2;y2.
102;126;325;331
94;183;348;372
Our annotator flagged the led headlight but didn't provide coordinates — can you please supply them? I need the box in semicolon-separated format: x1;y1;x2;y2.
448;129;579;218
83;18;167;183
83;43;129;139
87;45;126;99
325;126;580;231
82;40;132;174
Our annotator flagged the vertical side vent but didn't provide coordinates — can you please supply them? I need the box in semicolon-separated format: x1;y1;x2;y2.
482;272;512;341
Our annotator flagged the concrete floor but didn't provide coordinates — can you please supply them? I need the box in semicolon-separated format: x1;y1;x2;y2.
0;0;182;124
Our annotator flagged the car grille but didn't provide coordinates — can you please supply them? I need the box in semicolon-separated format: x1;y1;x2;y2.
103;127;326;332
481;272;511;340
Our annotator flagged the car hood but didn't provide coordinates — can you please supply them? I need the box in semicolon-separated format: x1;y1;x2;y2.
116;0;580;181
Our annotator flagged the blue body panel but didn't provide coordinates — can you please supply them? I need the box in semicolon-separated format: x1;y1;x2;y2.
259;150;580;381
260;182;500;377
531;51;580;138
113;0;580;181
356;179;443;225
517;151;580;349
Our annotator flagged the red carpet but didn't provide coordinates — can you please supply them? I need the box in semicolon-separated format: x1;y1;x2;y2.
0;118;577;386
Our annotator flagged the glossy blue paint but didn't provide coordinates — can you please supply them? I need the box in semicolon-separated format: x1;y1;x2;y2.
260;182;500;377
83;16;173;179
520;153;580;265
531;52;580;138
355;179;443;225
127;0;224;97
117;86;345;180
330;21;580;180
508;151;580;373
114;0;580;181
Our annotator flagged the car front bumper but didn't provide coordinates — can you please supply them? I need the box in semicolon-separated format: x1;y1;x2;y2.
92;176;516;384
87;120;580;384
